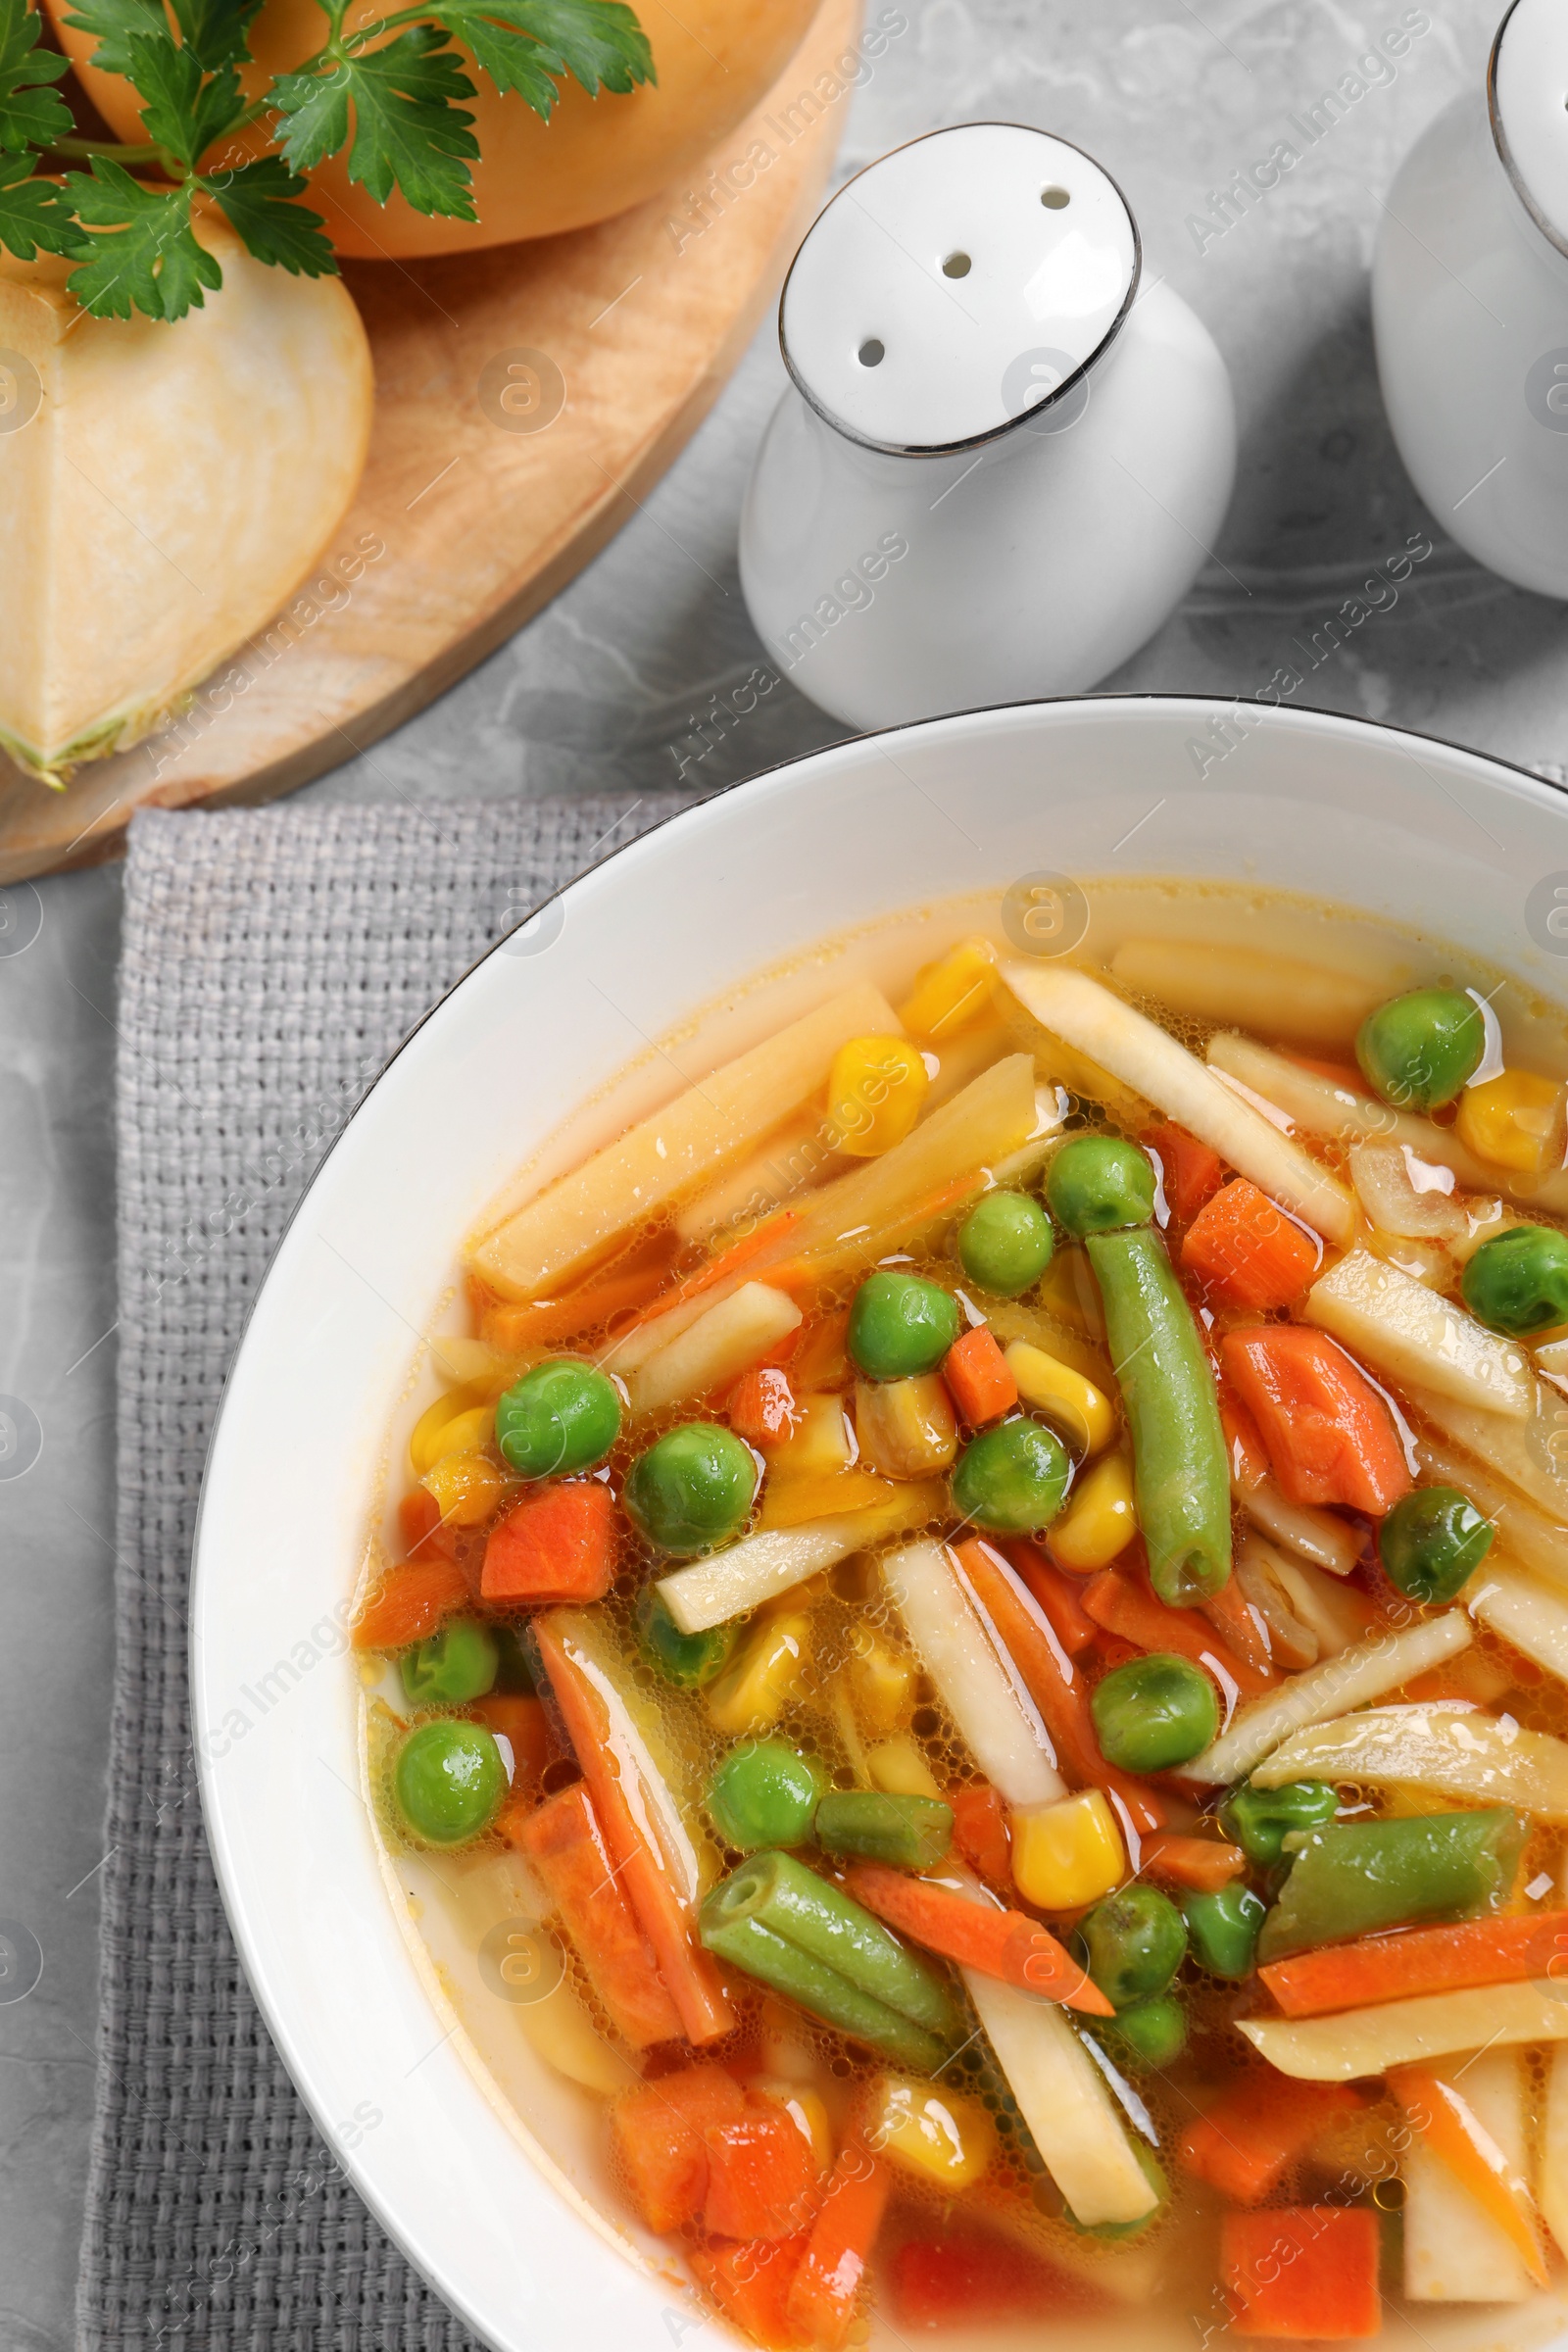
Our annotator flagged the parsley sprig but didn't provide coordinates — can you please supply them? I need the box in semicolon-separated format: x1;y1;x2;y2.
0;0;652;319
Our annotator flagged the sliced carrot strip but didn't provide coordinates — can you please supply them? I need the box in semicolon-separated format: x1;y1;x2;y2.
1081;1567;1275;1696
950;1783;1012;1890
396;1487;461;1561
892;2230;1097;2328
478;1225;684;1352
787;2147;891;2350
1221;2207;1381;2339
692;2234;810;2350
611;2065;748;2231
1006;1538;1097;1656
1200;1572;1278;1682
729;1365;802;1446
351;1554;467;1650
1258;1909;1568;2017
1141;1832;1246;1894
514;1783;682;2050
942;1326;1019;1427
1182;2079;1369;2206
1221;1325;1412;1516
1389;2066;1547;2286
481;1481;616;1604
1146;1120;1226;1223
705;2108;824;2241
843;1863;1112;2015
1181;1177;1321;1310
473;1692;551;1787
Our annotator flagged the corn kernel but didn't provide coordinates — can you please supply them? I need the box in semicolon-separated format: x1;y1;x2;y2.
756;2077;834;2173
854;1374;957;1479
865;2074;997;2189
1049;1450;1137;1572
767;1393;855;1478
866;1735;944;1799
825;1035;930;1157
707;1610;813;1735
1456;1070;1567;1175
1004;1342;1115;1457
897;937;999;1042
847;1630;916;1734
1010;1788;1125;1910
409;1393;467;1477
421;1448;503;1527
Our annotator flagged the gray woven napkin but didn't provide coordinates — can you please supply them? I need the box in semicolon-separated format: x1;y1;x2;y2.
82;794;692;2352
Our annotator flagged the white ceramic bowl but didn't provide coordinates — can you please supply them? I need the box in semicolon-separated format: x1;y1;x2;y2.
193;696;1568;2352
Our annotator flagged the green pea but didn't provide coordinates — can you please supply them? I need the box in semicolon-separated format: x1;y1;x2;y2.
400;1617;499;1706
950;1416;1071;1534
1461;1224;1568;1338
1095;1991;1187;2074
1219;1779;1338;1868
1355;988;1484;1113
707;1741;823;1852
624;1422;759;1555
849;1271;960;1381
1380;1486;1494;1604
491;1621;537;1693
1090;1652;1219;1773
1046;1136;1155;1240
957;1193;1054;1298
636;1587;739;1690
1076;1885;1187;2008
393;1718;508;1846
1183;1885;1265;1980
495;1357;621;1479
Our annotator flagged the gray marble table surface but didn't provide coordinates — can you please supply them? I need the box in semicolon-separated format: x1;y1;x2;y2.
0;0;1553;2342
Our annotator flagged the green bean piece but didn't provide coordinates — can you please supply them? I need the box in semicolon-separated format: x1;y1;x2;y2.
393;1719;508;1847
1356;989;1485;1113
814;1790;955;1869
708;1742;823;1852
636;1587;739;1690
1095;1992;1187;2073
1462;1225;1568;1339
1255;1808;1525;1963
623;1422;758;1555
957;1193;1054;1298
1219;1779;1339;1867
700;1911;951;2074
400;1618;499;1706
1077;2144;1168;2239
1090;1653;1219;1773
700;1848;963;2041
1086;1227;1231;1602
1076;1885;1187;2008
950;1416;1071;1534
1379;1487;1494;1604
1047;1136;1156;1239
849;1271;961;1381
1183;1886;1265;1980
494;1357;622;1478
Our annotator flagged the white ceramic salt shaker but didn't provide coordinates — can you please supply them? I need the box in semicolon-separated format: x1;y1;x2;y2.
739;122;1237;731
1374;0;1568;599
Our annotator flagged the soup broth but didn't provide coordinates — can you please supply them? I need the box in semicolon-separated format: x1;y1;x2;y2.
353;879;1568;2352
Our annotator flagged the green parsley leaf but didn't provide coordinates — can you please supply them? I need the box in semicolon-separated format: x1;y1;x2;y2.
273;28;479;218
203;152;335;273
124;32;247;165
0;0;75;155
62;0;171;85
430;0;653;113
0;150;87;259
168;0;264;72
65;160;222;318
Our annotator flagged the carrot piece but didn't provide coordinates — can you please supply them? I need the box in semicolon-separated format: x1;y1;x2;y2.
614;1211;804;1343
1200;1572;1278;1682
1219;1381;1270;1490
474;1692;550;1786
514;1783;682;2050
942;1327;1019;1427
1257;1909;1568;2018
892;2230;1095;2328
1221;1326;1412;1516
481;1481;616;1604
479;1226;685;1353
1181;1178;1321;1311
535;1612;734;2045
1081;1568;1275;1697
1147;1121;1226;1223
951;1783;1012;1889
1181;2079;1370;2206
787;2147;891;2350
704;2107;823;2240
1388;2065;1547;2286
1141;1832;1247;1894
951;1540;1168;1836
729;1366;801;1446
1221;2208;1381;2339
611;2065;749;2231
843;1863;1113;2016
351;1555;468;1650
397;1487;461;1561
692;2234;811;2350
1006;1538;1097;1656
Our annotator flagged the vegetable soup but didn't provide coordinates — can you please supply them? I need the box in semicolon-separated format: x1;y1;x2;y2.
352;881;1568;2352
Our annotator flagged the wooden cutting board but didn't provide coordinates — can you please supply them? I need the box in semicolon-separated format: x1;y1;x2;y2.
0;0;856;886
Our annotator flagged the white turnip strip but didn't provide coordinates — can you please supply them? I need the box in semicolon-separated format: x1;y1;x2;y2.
627;1281;801;1416
1240;1981;1568;2082
962;1971;1157;2228
999;964;1355;1245
598;1287;715;1375
1239;1478;1361;1576
1305;1250;1533;1420
469;980;899;1299
1179;1609;1472;1785
1416;1434;1568;1598
1208;1031;1568;1218
1108;939;1385;1048
657;1486;941;1635
674;1109;847;1246
1254;1702;1568;1821
1406;1379;1568;1527
1539;2044;1568;2263
881;1539;1064;1807
1469;1558;1568;1686
1349;1140;1471;1244
1405;2051;1536;2304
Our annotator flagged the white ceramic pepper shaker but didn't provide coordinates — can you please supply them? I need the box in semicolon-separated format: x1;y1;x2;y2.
1374;0;1568;598
739;122;1237;732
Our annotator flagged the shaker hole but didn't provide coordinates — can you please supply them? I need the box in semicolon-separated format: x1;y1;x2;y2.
942;251;972;278
858;338;885;367
1041;185;1071;210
